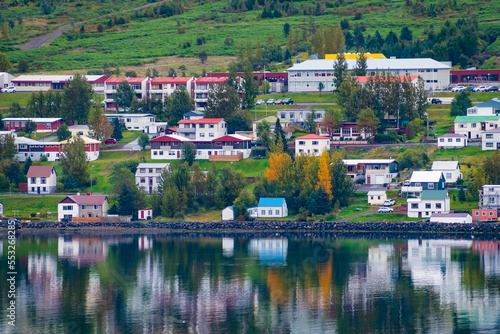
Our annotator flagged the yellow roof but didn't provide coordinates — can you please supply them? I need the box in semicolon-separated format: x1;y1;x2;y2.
58;135;100;145
325;53;386;60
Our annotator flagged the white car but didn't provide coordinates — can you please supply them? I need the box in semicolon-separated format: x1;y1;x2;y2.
474;85;488;92
378;207;394;213
255;99;265;105
266;99;276;105
383;199;396;206
1;86;16;93
451;86;466;92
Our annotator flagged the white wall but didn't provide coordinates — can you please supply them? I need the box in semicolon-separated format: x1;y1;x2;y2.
222;207;234;221
407;198;450;218
58;203;79;222
437;136;467;148
295;139;330;156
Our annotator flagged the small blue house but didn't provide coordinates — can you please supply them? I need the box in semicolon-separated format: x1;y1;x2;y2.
248;198;288;218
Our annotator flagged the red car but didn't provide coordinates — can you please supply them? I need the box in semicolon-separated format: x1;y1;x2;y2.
104;138;117;144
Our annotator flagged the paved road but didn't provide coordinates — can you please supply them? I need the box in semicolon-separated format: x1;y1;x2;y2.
337;207;378;223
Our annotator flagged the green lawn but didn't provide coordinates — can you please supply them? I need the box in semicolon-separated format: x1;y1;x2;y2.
432;92;500;102
0;93;31;108
347;213;420;223
256;92;338;104
118;131;142;144
338;193;372;219
449;189;478;212
430;145;495;162
0;195;65;218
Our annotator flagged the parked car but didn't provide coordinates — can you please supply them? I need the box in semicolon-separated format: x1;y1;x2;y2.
431;98;442;104
275;99;283;105
403;180;411;186
266;99;276;105
384;199;396;206
378;207;394;213
487;85;499;92
255;99;265;105
473;85;488;92
104;138;117;144
1;86;16;93
283;98;294;105
451;86;466;92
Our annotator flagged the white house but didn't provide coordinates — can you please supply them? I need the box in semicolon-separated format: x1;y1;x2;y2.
279;109;325;126
479;185;500;210
437;133;467;149
407;190;450;218
367;191;387;205
149;134;190;159
295;134;330;156
431;161;462;184
103;77;149;111
58;136;100;162
0;72;15;88
150;77;194;102
105;113;167;134
138;208;153;220
454;115;500;139
135;163;171;194
481;128;500;151
287;57;451;92
248;198;288;218
11;74;107;92
401;171;446;196
430;213;472;224
466;98;500;116
27;166;57;194
253;116;294;141
58;195;109;222
342;159;399;185
222;206;234;221
0;202;3;216
177;118;227;140
68;125;93;138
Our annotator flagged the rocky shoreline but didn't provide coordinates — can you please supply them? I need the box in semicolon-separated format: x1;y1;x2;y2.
1;220;500;235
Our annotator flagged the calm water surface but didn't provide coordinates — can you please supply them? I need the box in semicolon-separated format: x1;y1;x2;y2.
1;233;499;333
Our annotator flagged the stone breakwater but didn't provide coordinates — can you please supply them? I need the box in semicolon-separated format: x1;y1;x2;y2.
1;220;499;234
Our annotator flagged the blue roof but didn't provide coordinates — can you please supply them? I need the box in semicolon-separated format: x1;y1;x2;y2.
258;198;286;207
226;206;233;211
476;99;500;108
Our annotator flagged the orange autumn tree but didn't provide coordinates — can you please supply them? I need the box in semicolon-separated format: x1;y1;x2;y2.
316;149;332;201
266;140;293;190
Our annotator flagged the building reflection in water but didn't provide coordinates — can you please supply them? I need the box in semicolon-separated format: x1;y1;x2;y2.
58;237;109;266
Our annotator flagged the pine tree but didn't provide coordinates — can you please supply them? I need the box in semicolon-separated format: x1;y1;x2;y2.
118;184;134;216
64;174;78;190
333;53;348;91
458;186;466;202
316;187;331;215
23;156;32;175
273;118;287;151
112;117;123;140
307;191;318;215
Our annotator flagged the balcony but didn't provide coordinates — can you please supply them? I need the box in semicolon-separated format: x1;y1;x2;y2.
401;186;423;193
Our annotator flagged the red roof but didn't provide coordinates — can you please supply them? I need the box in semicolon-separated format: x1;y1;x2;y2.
213;135;251;142
88;76;108;83
27;166;55;178
296;134;330;140
149;135;188;142
196;77;227;84
356;75;418;83
151;77;192;84
60;195;107;205
106;77;148;84
178;118;224;124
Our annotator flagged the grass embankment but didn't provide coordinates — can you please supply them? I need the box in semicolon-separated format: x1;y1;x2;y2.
0;93;31;109
433;92;500;102
0;195;64;218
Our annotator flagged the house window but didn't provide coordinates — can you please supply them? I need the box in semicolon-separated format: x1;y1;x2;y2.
411;203;418;209
281;113;285;119
94;205;98;210
312;141;319;145
199;124;205;128
490;197;495;203
275;210;280;215
63;205;72;210
439;138;445;143
486;143;494;147
261;210;265;215
200;133;205;137
209;133;214;137
298;141;305;145
448;138;453;142
140;168;146;173
209;124;214;128
486;134;493;139
425;203;431;209
268;209;272;215
436;203;441;209
141;177;145;183
456;138;461;142
446;173;452;179
472;123;476;128
149;169;153;173
82;205;86;210
31;177;36;183
428;183;434;189
42;187;46;192
489;212;493;216
41;177;46;184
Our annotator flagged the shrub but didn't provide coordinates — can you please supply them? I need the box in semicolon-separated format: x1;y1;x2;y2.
354;12;362;20
178;26;186;34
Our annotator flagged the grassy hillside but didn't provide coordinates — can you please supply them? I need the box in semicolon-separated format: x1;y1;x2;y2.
0;0;499;74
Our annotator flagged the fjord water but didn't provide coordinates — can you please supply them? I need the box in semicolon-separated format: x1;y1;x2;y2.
1;234;499;333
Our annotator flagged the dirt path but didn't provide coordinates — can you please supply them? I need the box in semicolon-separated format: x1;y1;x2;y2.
337;207;378;223
101;151;138;174
19;1;167;51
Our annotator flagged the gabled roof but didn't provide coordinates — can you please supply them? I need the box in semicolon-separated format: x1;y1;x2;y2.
106;77;148;84
149;134;190;142
454;115;500;122
58;136;100;144
410;171;444;183
367;191;386;196
60;195;107;205
296;134;330;140
136;163;171;169
178;118;224;124
27;166;56;178
431;161;459;171
196;77;227;84
342;159;397;165
254;116;292;124
183;110;204;117
213;134;251;142
258;197;286;207
421;190;448;200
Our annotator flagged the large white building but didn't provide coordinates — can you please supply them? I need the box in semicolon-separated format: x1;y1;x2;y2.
104;113;167;134
407;190;450;218
177;118;227;140
295;134;330;156
431;161;462;184
287;58;451;92
11;74;107;92
481;128;500;151
103;77;149;111
150;77;194;102
135;163;171;194
0;72;15;88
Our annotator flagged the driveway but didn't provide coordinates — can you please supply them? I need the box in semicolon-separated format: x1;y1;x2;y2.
337;207;378;222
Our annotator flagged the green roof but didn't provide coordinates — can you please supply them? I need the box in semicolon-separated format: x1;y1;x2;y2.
454;115;500;123
421;190;448;200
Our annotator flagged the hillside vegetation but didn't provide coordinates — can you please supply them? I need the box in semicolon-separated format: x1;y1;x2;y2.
0;0;498;74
